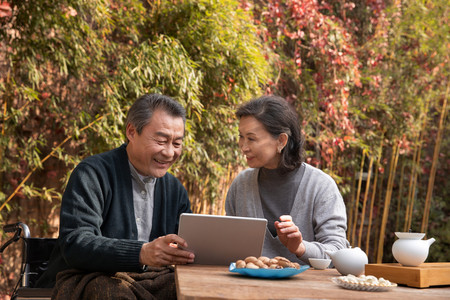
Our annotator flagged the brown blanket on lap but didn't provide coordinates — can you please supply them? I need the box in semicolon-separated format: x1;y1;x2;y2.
52;266;176;300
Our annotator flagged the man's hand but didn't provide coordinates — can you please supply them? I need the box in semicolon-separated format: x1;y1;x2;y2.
274;215;306;257
139;234;195;267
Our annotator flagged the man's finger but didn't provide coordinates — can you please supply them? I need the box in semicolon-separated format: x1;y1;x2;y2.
163;234;189;249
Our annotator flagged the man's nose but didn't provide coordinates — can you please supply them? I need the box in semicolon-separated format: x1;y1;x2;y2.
162;144;175;157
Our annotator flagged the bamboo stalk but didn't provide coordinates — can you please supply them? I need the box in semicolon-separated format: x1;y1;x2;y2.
347;172;355;241
351;150;366;245
358;155;374;248
404;97;430;231
403;142;416;230
372;169;385;261
377;142;400;263
365;143;383;257
407;132;424;231
200;175;210;215
421;89;448;233
404;138;419;231
192;182;201;214
347;169;356;241
395;158;406;231
220;163;234;215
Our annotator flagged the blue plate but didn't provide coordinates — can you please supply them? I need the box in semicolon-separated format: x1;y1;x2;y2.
229;263;310;279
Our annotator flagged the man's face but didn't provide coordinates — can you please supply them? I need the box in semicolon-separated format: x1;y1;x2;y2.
126;109;185;178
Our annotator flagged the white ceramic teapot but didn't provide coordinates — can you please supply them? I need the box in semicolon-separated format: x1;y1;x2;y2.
325;247;368;276
392;232;435;267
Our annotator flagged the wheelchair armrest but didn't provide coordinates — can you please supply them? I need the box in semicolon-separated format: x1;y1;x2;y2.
0;223;30;253
1;223;53;289
4;223;22;233
2;222;30;237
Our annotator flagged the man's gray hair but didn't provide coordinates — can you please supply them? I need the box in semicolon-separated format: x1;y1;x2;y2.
126;94;186;135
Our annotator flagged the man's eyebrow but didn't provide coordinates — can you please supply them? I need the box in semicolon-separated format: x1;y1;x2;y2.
155;131;184;140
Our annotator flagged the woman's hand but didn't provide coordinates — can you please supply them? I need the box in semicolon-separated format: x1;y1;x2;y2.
274;215;306;257
139;234;195;267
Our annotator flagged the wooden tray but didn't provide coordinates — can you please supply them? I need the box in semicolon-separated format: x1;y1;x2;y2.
365;263;450;288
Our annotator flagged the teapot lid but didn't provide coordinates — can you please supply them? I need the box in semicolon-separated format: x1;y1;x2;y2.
395;232;425;239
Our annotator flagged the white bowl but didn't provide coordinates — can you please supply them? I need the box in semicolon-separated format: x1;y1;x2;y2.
308;258;331;270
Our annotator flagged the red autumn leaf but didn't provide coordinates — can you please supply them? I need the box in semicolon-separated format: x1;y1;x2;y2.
0;2;12;18
41;92;50;99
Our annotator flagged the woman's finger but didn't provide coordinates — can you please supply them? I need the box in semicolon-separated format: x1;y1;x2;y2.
279;215;292;222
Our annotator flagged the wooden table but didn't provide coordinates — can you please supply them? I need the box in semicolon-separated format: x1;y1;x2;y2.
175;265;450;299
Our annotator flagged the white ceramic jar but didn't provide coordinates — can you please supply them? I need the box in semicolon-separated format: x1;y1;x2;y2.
392;232;435;267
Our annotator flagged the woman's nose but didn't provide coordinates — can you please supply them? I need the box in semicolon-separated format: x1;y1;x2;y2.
240;141;249;152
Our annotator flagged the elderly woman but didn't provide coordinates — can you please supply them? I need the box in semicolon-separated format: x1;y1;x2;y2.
226;95;349;265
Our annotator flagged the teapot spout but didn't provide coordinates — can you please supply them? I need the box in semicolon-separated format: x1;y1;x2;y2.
427;237;436;246
324;250;335;258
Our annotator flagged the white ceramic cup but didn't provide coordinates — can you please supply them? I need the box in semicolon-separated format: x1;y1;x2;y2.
308;258;331;270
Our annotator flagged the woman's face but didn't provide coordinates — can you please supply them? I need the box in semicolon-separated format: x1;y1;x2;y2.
238;116;284;169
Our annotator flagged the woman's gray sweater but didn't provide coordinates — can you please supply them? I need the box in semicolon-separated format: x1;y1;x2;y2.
226;163;349;264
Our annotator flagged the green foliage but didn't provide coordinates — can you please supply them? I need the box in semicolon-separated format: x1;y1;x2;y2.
0;1;448;287
0;0;269;226
246;0;449;263
146;0;271;198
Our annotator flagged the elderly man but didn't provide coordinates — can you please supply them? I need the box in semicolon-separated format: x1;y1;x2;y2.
37;94;195;299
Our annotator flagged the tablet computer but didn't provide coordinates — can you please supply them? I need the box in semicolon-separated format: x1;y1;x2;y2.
178;213;267;265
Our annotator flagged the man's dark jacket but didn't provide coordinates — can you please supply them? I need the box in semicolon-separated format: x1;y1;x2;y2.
37;144;191;288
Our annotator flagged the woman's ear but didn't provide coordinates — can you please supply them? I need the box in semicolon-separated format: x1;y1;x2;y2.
278;133;288;152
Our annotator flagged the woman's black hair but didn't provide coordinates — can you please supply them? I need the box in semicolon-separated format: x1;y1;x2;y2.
236;95;305;172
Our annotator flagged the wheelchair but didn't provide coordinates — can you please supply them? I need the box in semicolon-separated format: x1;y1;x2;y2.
1;222;56;299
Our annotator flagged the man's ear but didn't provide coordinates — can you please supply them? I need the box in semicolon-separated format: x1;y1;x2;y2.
126;123;136;141
278;133;288;151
